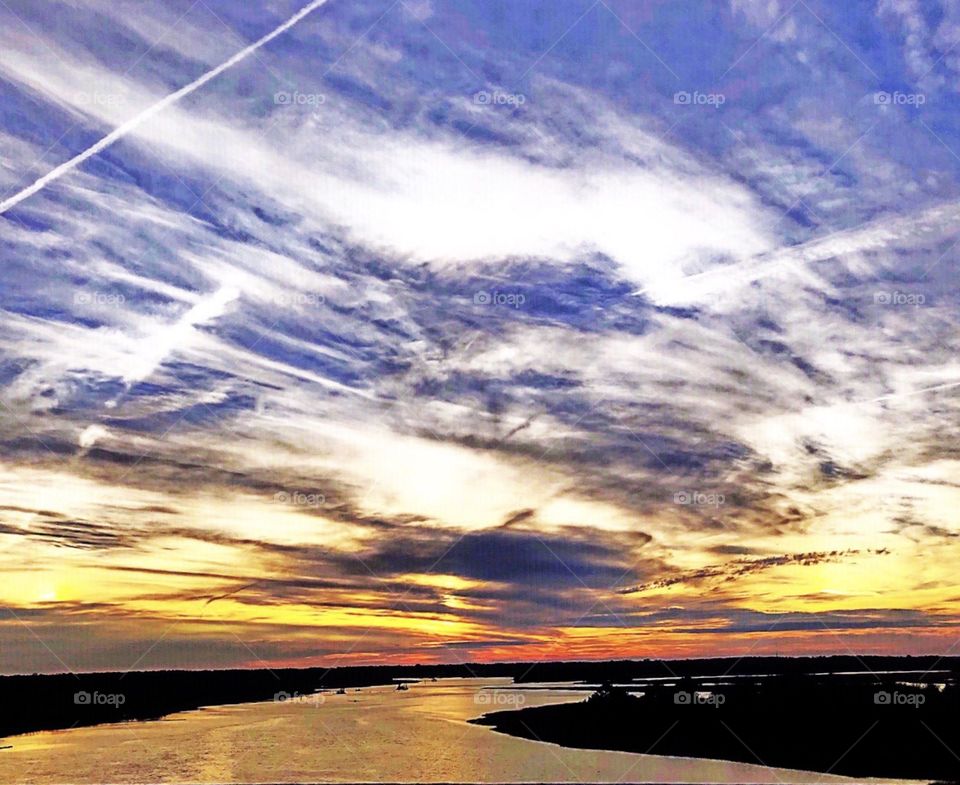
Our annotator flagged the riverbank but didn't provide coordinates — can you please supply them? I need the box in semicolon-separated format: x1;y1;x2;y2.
472;674;959;781
0;678;867;784
0;662;518;739
5;655;957;747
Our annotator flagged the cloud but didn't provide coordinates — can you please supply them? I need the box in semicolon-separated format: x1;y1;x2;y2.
0;0;332;215
78;424;109;449
729;0;798;41
118;285;240;387
617;549;888;595
867;0;960;124
0;27;776;291
1;0;960;670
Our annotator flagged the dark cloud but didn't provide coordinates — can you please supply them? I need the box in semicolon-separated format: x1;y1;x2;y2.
617;550;890;595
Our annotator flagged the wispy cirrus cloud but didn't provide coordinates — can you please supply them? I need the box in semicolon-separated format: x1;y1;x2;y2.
1;0;960;672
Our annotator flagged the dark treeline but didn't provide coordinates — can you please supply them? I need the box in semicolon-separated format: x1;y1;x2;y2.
473;669;960;781
4;654;960;744
508;653;960;682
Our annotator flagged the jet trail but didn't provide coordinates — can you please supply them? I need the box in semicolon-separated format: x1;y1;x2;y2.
0;0;329;216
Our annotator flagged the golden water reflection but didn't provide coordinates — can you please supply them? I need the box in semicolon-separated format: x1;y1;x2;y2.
0;678;902;784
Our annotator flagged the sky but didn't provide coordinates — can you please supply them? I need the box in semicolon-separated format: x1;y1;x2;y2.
1;0;960;674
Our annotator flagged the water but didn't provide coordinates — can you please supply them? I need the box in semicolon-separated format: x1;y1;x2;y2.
0;678;905;783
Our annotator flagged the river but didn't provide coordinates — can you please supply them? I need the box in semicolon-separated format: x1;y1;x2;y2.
0;678;904;783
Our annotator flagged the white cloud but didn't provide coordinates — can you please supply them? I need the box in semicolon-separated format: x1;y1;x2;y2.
730;0;797;41
78;424;109;449
0;35;776;289
121;285;240;386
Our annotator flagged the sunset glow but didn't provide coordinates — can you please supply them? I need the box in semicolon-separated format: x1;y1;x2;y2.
2;0;960;676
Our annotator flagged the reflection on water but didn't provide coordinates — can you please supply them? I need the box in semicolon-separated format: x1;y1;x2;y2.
0;678;897;783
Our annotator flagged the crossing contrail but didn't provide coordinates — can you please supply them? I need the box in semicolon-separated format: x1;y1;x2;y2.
867;379;960;404
632;201;960;303
0;0;330;216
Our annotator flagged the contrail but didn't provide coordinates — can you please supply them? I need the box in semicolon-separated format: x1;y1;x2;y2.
0;0;329;216
203;582;260;607
632;201;960;301
867;379;960;404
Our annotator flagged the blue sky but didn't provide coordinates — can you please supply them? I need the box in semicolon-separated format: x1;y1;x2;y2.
1;0;960;672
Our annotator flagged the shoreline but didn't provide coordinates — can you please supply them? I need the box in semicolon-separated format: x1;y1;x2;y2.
5;655;959;755
470;675;960;782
